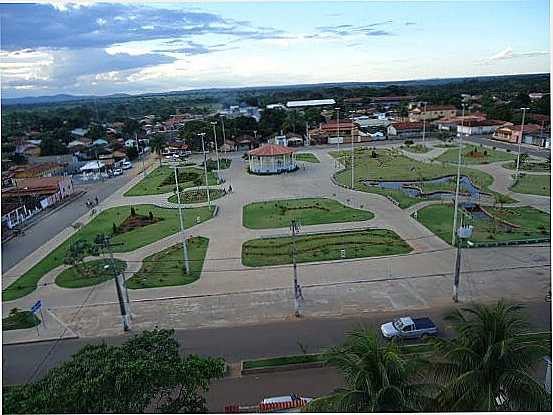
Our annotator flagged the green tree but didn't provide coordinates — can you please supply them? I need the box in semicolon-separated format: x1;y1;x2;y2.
519;152;529;166
430;301;551;412
39;135;67;156
308;328;433;412
85;124;107;141
63;240;99;276
122;118;141;138
3;329;225;413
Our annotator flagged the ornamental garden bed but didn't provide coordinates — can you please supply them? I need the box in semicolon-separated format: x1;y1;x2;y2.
242;229;412;267
168;188;224;204
55;258;127;289
433;144;517;164
243;198;373;229
127;237;209;289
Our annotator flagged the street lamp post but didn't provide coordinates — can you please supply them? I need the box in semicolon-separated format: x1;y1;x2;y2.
421;102;427;144
453;224;473;302
198;133;211;207
210;121;221;177
290;219;303;317
451;103;466;246
220;116;227;153
351;126;355;189
515;107;530;180
173;164;190;274
335;107;340;153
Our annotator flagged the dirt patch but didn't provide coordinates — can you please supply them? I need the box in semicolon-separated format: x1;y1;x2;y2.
114;214;163;234
466;150;485;159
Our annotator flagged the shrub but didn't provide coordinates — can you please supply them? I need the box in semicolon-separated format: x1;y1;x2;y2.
112;223;117;234
404;140;414;146
506;148;511;153
371;150;378;158
484;150;488;156
149;211;154;221
130;207;136;216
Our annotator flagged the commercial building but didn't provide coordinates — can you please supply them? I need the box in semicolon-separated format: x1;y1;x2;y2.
456;120;509;136
409;105;457;122
286;99;336;108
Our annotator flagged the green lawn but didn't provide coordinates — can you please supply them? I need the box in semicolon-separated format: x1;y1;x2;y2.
126;237;209;289
331;148;513;206
2;309;40;331
503;161;550;172
416;204;550;245
295;153;320;163
168;188;224;204
434;144;517;164
124;165;218;196
242;198;374;229
3;205;214;301
511;174;551;196
204;158;231;170
242;229;412;266
433;143;457;148
55;259;127;289
243;354;324;369
402;144;431;153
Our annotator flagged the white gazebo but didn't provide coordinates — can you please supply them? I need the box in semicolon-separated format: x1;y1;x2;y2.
248;144;297;174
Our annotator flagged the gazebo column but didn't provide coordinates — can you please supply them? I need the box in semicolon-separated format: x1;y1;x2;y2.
260;156;263;171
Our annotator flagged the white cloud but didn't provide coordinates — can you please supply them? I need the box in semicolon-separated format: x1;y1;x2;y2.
488;47;549;61
96;17;107;27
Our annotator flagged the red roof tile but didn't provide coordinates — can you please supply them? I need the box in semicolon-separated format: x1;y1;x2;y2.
248;144;295;157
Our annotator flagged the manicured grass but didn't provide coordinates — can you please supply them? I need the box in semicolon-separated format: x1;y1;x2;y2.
295;153;320;163
331;148;512;206
402;144;431;153
55;259;127;289
433;143;457;148
503;161;550;172
126;237;209;289
511;174;551;196
242;229;412;267
416;204;550;245
204;158;232;171
168;188;224;204
243;354;324;369
362;186;424;209
3;205;214;301
242;198;374;229
2;309;40;331
124;165;218;196
434;144;517;164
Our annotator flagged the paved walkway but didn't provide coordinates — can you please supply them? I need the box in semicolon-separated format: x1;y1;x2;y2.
3;146;550;342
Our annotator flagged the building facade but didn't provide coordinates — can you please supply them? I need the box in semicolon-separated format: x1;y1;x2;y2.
409;105;457;122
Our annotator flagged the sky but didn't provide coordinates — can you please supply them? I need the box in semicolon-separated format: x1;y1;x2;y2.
0;0;550;98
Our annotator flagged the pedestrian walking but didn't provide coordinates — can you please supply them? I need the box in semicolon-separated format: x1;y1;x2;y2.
94;196;99;206
229;185;233;193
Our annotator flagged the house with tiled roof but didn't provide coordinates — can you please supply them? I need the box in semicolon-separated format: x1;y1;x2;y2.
409;105;457;122
387;122;424;138
457;119;511;136
493;124;543;144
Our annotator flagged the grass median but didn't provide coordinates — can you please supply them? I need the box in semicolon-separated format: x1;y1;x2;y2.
434;144;517;164
168;188;224;204
243;197;373;229
127;237;209;289
2;309;40;331
295;153;320;163
416;204;550;245
3;205;214;301
124;165;218;196
242;229;412;267
55;258;127;289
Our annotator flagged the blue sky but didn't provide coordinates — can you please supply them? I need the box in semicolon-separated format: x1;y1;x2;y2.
0;1;549;98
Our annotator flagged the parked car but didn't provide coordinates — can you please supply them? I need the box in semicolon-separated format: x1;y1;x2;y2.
112;168;123;176
380;316;438;340
122;161;132;170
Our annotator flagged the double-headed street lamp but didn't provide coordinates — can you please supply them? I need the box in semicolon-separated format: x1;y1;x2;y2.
173;164;191;275
197;132;212;207
453;224;473;303
515;107;530;180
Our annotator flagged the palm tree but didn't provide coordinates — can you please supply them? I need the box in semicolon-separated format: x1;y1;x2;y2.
430;301;551;412
308;328;433;412
149;133;166;166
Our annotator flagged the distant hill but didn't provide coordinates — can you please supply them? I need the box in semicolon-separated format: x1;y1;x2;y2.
2;73;548;106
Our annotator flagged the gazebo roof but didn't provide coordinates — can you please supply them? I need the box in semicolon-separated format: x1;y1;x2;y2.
249;144;294;157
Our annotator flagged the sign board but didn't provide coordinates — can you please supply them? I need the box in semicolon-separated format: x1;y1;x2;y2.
31;300;42;314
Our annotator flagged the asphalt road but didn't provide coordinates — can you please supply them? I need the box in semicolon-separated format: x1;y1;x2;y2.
3;301;550;386
1;159;150;272
463;135;550;159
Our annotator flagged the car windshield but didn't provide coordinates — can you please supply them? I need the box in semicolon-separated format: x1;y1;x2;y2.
392;319;404;330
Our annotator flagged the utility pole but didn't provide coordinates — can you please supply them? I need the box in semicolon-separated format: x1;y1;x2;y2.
198;132;211;207
210;121;221;176
99;235;130;331
515;107;530;180
290;220;303;317
452;224;473;302
451;103;466;246
173;165;190;274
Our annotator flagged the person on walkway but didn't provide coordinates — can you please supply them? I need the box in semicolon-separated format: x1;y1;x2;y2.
229;185;233;193
94;196;99;206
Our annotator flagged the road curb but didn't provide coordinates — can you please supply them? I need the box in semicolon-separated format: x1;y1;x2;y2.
2;333;79;347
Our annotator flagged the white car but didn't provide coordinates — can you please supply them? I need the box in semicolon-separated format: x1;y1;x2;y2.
122;161;132;170
112;168;123;176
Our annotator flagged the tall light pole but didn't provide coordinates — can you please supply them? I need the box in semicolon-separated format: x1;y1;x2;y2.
290;219;303;317
220;116;227;153
335;107;340;152
253;130;257;143
451;103;466;246
453;224;473;302
515;107;530;180
198;132;211;207
351;125;355;189
421;102;427;144
210;121;221;176
173;164;190;274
